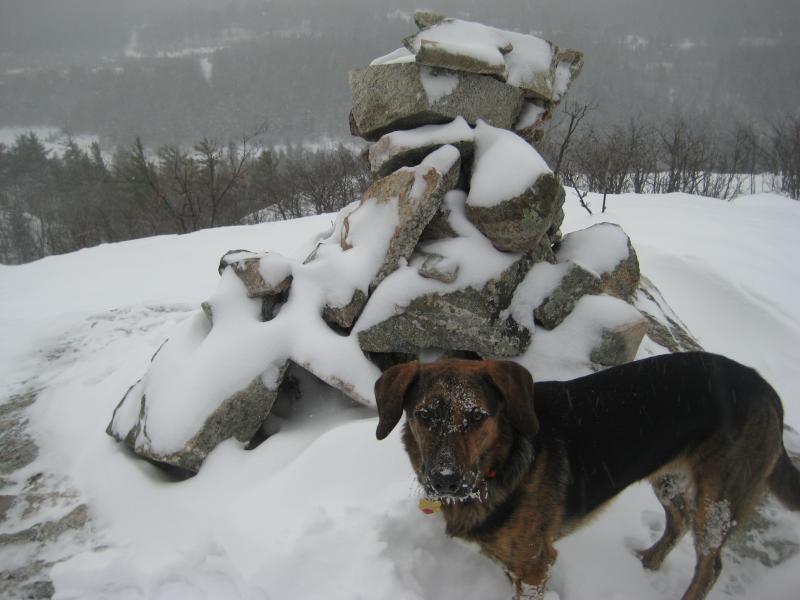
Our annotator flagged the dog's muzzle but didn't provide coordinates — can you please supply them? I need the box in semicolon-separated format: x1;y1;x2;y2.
429;466;463;495
422;464;478;500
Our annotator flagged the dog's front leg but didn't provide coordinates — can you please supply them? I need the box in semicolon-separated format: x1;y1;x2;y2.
508;542;558;600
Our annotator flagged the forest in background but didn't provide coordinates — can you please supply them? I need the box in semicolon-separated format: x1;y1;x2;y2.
1;109;797;265
0;0;798;264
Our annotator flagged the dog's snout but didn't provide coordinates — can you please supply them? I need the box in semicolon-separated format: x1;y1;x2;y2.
429;466;462;495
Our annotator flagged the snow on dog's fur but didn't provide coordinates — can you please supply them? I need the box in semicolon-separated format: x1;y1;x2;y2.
375;353;800;600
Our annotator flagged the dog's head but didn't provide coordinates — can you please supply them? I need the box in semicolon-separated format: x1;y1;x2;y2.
374;359;538;501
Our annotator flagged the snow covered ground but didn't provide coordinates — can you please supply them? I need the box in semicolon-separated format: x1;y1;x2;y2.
1;191;799;599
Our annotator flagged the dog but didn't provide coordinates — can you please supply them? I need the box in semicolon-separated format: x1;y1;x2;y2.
374;352;800;600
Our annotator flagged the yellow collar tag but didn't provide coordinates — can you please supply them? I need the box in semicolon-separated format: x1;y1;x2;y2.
419;498;442;514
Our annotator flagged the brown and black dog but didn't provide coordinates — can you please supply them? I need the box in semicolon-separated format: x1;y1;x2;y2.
374;352;800;600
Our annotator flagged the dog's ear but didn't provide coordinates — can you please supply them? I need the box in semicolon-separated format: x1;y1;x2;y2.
374;361;419;440
482;360;539;436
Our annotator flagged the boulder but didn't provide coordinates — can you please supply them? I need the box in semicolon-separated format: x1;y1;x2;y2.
464;122;565;253
321;145;461;328
108;364;288;474
357;253;534;357
534;261;603;329
418;252;459;284
400;15;576;103
217;250;292;298
466;173;564;253
369;117;474;177
348;62;524;141
411;38;509;81
556;223;641;300
590;317;649;366
635;275;703;353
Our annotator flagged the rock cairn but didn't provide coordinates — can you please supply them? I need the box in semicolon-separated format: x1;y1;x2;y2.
107;12;699;474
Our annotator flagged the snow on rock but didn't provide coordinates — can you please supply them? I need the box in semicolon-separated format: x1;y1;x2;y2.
215;249;292;301
634;275;703;354
419;65;462;103
402;11;583;102
107;147;462;471
557;222;641;300
369;46;415;66
505;259;647;366
406;19;511;81
348;62;524;141
369;116;474;177
355;190;540;357
322;144;461;327
532;261;604;329
465;121;562;252
514;101;552;144
353;12;583;144
467;121;551;208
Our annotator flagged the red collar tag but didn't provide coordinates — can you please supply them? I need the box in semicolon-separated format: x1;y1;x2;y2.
486;470;497;479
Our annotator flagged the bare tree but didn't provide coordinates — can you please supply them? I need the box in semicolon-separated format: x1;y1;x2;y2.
766;114;800;200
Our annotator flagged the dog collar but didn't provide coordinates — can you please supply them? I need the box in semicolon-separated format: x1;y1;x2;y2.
419;498;442;514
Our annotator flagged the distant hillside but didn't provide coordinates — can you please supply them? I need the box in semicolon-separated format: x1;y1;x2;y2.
0;0;797;145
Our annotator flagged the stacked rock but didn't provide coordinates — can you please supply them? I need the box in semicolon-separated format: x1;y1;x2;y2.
107;12;700;474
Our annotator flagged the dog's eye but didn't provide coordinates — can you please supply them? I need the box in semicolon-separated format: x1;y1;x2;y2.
415;408;432;422
469;407;486;422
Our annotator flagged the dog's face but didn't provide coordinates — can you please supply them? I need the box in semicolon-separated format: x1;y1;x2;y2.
374;359;538;501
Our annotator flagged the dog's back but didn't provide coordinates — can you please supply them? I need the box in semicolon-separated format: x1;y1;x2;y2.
533;352;787;520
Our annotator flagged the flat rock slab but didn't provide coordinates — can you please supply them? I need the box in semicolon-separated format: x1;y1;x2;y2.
348;62;524;141
403;13;583;102
369;117;474;178
357;253;534;357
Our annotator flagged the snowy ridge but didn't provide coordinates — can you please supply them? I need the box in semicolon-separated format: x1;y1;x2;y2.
1;192;799;598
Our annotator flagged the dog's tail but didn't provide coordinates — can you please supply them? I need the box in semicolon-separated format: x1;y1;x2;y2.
770;448;800;511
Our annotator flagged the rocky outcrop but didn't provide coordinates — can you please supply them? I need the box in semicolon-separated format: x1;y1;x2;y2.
108;11;674;474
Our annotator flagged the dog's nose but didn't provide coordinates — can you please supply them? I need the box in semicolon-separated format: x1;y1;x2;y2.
429;467;462;495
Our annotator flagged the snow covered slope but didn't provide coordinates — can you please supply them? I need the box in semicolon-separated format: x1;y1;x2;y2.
1;192;799;599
